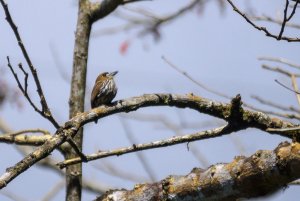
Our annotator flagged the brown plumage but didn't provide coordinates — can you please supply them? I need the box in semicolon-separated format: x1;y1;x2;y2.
91;71;118;109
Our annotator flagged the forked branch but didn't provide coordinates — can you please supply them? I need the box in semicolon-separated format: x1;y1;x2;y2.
226;0;300;42
0;0;59;128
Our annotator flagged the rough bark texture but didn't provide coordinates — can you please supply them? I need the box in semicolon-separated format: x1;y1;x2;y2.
67;0;92;200
95;141;300;201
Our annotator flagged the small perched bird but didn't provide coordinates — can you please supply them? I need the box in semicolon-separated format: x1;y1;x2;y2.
91;71;118;109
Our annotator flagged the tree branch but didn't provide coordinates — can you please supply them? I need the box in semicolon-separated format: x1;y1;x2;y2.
226;0;300;42
0;117;109;194
0;128;51;145
57;125;229;168
0;0;59;128
251;15;300;30
90;0;132;22
258;56;300;70
95;141;300;201
0;93;297;189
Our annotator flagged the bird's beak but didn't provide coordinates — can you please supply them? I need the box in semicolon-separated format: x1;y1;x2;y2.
109;71;118;77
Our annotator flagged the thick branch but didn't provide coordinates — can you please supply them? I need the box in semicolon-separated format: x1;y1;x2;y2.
95;141;300;201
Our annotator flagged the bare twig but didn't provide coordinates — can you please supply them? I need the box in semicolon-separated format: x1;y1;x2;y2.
6;57;42;115
278;0;290;40
291;74;300;107
0;128;51;146
18;63;28;94
121;0;151;4
287;0;299;21
258;56;300;70
267;126;300;132
251;15;300;30
0;1;59;128
251;95;300;113
262;64;300;77
275;79;300;94
162;56;300;121
162;56;231;99
3;129;50;136
226;0;300;42
66;138;88;162
57;125;230;168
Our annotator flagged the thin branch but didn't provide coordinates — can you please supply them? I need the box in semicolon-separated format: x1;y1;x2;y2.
267;126;300;132
246;103;300;120
291;74;300;107
57;125;230;168
162;56;231;99
152;49;300;122
146;0;202;29
121;0;151;4
251;95;300;113
258;56;300;70
0;128;51;145
226;0;300;42
6;57;41;114
3;129;50;136
162;56;282;121
278;0;290;40
66;138;87;162
0;1;59;128
0;134;50;146
262;64;300;77
275;79;300;94
18;63;28;94
251;15;300;30
287;0;299;21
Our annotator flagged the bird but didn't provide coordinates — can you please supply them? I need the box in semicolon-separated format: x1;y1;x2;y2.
91;71;118;109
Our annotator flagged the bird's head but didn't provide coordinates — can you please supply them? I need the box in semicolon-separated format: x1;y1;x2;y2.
96;71;118;82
